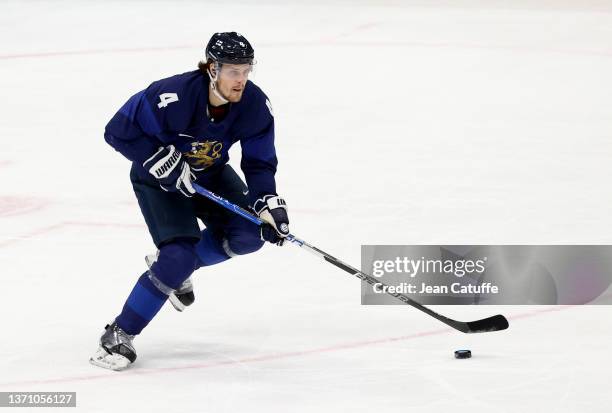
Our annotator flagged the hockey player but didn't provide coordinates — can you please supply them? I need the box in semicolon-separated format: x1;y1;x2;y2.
90;32;290;370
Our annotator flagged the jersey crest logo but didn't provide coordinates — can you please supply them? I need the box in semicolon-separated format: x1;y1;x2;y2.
184;141;223;171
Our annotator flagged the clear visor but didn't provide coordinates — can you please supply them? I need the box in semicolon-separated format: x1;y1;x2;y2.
215;61;256;81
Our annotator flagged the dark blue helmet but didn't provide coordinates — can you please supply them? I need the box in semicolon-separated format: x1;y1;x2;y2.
206;32;254;65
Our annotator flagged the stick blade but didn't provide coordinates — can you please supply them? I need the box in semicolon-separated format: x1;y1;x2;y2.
464;314;509;333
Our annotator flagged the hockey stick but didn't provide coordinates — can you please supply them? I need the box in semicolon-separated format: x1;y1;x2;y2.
193;183;509;334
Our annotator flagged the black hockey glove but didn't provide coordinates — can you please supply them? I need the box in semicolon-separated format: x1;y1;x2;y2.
254;195;290;246
143;145;195;197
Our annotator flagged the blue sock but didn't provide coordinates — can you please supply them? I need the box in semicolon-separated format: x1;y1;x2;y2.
116;272;167;335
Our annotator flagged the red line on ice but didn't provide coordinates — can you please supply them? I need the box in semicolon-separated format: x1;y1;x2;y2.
1;41;611;61
63;221;144;229
0;44;198;60
0;196;49;218
0;221;144;248
0;223;66;248
0;305;575;388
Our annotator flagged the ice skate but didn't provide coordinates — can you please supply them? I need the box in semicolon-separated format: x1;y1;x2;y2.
145;252;195;311
89;321;137;371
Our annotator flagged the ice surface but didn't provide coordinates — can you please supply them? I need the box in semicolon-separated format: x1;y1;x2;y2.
1;1;611;412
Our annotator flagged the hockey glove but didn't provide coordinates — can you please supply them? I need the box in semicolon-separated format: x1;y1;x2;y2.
254;195;290;246
143;145;195;197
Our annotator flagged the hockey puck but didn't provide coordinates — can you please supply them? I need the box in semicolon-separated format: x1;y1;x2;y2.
454;350;471;359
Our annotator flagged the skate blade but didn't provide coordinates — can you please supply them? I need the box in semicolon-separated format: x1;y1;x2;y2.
169;293;186;312
89;347;132;371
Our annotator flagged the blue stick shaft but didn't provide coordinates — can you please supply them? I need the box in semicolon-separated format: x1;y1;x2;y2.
193;183;303;246
190;183;508;334
193;183;263;226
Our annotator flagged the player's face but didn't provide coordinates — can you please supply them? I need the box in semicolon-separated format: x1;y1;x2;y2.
217;64;252;102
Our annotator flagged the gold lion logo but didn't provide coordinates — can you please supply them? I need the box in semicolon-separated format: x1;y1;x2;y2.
184;141;223;171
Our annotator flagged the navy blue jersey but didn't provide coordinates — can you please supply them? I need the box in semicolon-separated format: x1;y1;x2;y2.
104;70;277;204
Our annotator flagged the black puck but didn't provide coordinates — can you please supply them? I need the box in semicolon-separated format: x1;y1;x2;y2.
454;350;471;359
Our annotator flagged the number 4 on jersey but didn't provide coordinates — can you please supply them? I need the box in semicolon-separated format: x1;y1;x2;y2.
158;93;179;108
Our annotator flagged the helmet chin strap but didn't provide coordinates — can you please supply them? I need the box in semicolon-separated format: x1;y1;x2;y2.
207;64;229;105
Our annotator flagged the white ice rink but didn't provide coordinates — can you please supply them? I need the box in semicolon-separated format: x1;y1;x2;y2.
1;0;612;411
